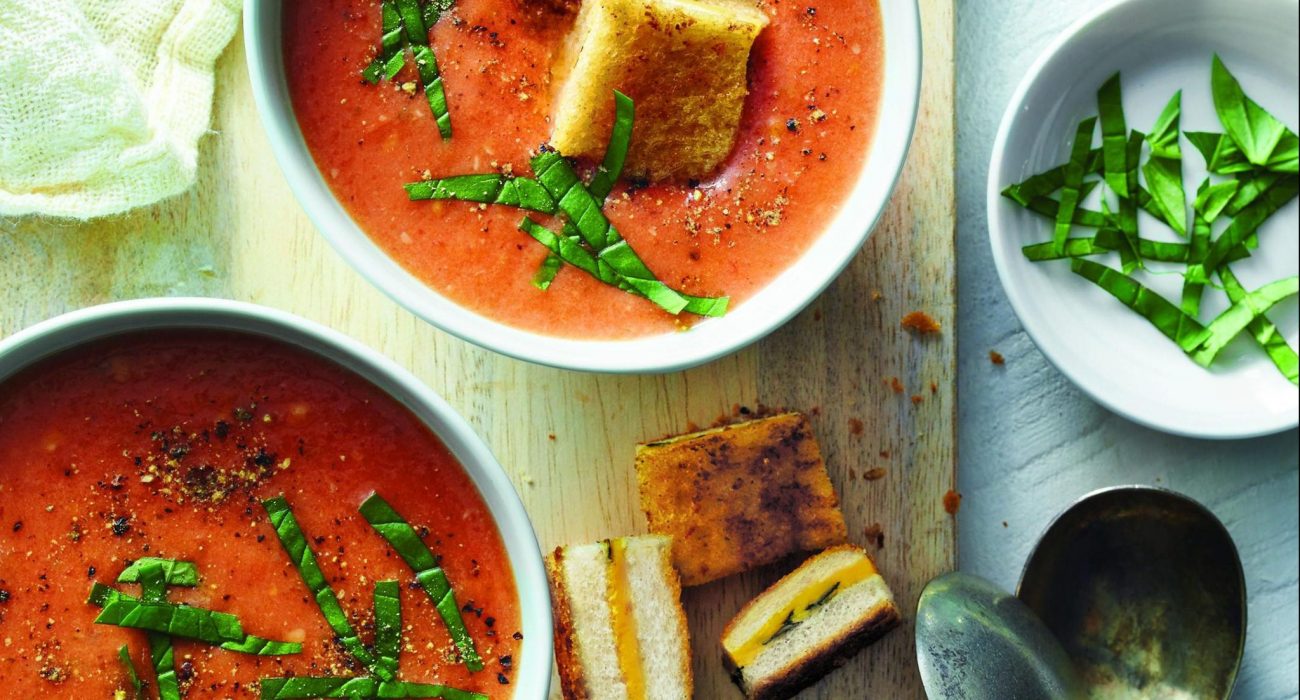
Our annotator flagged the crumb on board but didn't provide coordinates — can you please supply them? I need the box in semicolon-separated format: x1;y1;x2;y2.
848;418;864;436
989;350;1005;365
864;522;885;549
888;377;905;394
863;467;887;481
879;450;890;459
943;489;962;516
901;311;942;335
910;395;924;405
930;381;938;394
870;290;883;302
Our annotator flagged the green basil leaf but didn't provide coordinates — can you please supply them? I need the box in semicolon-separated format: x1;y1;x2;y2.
1219;266;1299;384
118;645;144;700
1212;55;1289;168
1185;276;1299;365
262;496;391;680
359;493;483;672
1071;259;1205;346
258;677;487;700
1098;74;1130;198
1052;117;1098;255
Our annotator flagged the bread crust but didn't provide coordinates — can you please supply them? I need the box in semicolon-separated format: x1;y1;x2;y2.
723;598;902;700
546;547;591;700
636;413;848;587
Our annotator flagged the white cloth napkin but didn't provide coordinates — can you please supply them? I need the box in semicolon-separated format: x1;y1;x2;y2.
0;0;240;219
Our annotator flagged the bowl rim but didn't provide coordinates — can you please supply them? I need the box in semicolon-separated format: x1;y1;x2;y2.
985;0;1300;439
244;0;921;374
0;298;554;698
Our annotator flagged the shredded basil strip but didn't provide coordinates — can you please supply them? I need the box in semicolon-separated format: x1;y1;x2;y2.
404;175;557;213
262;496;393;681
1185;276;1300;365
362;0;407;84
1070;259;1205;346
118;558;200;587
530;90;636;288
1187;175;1299;284
1052;117;1097;255
1112;130;1145;272
1142;91;1187;236
259;677;487;700
1211;55;1293;169
91;585;244;643
359;493;482;672
394;0;452;139
374;580;402;677
1219;266;1300;384
118;645;145;700
132;562;182;700
1098;74;1130;199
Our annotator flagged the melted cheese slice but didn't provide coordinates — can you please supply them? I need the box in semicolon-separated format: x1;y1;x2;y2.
726;557;877;669
607;538;646;700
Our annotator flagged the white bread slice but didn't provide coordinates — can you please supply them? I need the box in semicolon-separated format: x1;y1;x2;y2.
548;0;769;180
546;535;692;700
722;546;902;700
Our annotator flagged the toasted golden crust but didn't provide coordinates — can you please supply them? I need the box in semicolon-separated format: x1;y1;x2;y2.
549;0;769;180
723;595;902;700
636;413;848;587
546;548;591;700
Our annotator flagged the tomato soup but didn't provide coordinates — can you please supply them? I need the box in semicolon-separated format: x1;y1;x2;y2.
284;0;883;339
0;331;521;697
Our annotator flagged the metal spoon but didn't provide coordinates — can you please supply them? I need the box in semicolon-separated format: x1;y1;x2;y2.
916;572;1086;699
1017;486;1247;700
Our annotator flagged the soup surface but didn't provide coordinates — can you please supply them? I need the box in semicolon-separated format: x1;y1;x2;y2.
285;0;884;339
0;331;521;697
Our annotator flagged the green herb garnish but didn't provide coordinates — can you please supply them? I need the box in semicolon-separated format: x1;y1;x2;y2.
134;560;183;700
118;645;145;700
1142;92;1188;236
259;678;486;700
362;0;407;84
406;92;729;317
1211;55;1298;171
362;0;454;139
375;580;403;677
359;493;482;672
1003;58;1300;383
261;496;393;680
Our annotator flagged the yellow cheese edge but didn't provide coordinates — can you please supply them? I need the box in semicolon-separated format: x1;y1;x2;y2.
607;538;647;700
725;558;877;669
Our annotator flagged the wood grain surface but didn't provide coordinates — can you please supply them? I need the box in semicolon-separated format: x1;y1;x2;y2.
0;0;954;696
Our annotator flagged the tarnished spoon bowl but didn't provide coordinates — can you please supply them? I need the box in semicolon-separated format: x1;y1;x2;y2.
916;572;1085;699
1018;486;1246;699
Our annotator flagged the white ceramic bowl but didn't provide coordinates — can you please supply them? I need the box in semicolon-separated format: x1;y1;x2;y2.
988;0;1300;439
0;298;553;698
245;0;921;373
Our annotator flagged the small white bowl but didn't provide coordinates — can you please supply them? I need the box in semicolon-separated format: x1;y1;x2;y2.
0;298;553;697
244;0;921;373
988;0;1300;439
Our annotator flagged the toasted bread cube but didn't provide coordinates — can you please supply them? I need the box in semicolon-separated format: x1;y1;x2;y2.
549;0;769;180
636;413;848;587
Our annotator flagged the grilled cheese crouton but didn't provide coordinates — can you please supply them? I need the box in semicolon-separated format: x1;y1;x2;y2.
635;413;848;587
549;0;769;180
723;546;901;700
547;536;693;699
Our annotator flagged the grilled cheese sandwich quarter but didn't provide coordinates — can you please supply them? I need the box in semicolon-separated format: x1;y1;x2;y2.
723;546;902;700
547;535;692;700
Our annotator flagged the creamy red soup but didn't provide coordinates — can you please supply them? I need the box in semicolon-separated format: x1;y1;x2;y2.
285;0;883;339
0;331;520;697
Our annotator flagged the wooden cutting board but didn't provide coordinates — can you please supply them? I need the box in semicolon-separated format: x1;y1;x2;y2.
0;0;954;695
